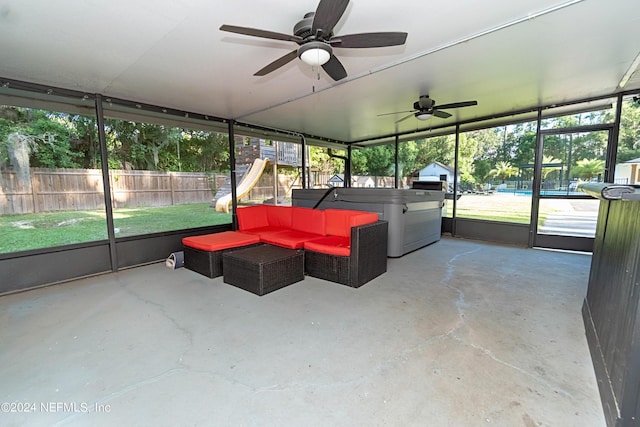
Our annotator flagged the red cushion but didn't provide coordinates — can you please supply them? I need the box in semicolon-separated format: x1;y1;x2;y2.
266;206;293;228
182;231;260;251
240;226;288;239
304;235;351;256
291;207;326;235
324;209;379;238
237;205;269;230
260;230;324;249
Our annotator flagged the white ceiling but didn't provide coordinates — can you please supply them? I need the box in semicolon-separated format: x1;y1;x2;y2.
1;0;639;143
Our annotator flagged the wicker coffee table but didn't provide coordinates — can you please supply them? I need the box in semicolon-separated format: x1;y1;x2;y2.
222;244;304;296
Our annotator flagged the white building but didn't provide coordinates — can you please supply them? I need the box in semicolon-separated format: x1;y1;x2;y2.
614;157;640;185
418;162;460;190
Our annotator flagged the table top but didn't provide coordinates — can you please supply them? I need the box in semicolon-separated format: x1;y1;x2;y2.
223;244;302;264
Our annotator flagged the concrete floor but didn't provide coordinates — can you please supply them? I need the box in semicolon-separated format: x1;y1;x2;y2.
0;237;605;427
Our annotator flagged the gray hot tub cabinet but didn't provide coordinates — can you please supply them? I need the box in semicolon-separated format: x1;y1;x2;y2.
292;188;445;257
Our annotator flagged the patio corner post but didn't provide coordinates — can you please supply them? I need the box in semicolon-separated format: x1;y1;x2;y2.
606;92;623;183
95;94;118;272
452;125;460;236
300;135;307;189
528;108;544;247
228;119;239;230
346;145;352;188
395;135;400;189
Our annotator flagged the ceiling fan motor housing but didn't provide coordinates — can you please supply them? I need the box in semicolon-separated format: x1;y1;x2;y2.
417;95;435;109
294;12;334;40
294;13;315;39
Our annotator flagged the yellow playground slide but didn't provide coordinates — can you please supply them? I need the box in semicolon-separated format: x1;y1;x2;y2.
215;158;269;213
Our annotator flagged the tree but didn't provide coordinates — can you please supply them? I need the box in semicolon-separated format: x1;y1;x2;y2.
489;161;518;183
617;98;640;162
571;158;605;181
0;107;82;173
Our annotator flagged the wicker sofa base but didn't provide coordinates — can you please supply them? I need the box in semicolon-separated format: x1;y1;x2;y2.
304;220;388;288
304;250;386;288
184;243;260;278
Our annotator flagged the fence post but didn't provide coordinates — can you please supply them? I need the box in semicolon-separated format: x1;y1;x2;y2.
169;172;175;206
30;168;40;213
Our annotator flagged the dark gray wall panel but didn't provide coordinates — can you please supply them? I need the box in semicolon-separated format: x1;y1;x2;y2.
453;218;529;246
442;217;453;234
116;225;232;269
0;245;112;294
534;234;593;252
0;225;232;294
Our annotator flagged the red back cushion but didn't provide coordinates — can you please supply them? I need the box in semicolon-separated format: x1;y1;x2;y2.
291;207;326;235
237;205;269;230
266;206;293;228
324;209;378;238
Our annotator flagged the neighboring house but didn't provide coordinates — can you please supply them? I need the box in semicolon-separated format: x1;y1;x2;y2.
418;162;460;190
354;176;375;188
329;174;356;187
614;157;640;185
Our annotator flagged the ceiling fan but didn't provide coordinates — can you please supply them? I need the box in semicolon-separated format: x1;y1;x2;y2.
379;95;478;123
219;0;408;81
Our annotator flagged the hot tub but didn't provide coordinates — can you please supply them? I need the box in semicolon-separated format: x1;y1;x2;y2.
292;188;445;257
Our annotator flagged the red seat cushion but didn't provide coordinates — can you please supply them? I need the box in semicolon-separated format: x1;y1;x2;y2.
260;230;325;249
325;209;379;238
291;207;326;235
304;235;351;257
182;231;260;251
240;226;288;239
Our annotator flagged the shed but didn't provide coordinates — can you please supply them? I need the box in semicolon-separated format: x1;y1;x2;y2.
354;176;375;188
614;157;640;185
418;162;460;187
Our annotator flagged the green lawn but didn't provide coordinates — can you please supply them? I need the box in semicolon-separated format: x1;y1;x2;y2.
452;193;564;224
0;203;231;253
0;195;591;254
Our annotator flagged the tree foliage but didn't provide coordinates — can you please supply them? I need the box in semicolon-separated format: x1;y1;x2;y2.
0;106;230;174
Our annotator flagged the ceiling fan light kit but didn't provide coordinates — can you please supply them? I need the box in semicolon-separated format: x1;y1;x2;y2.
298;42;332;66
415;112;433;120
220;0;408;81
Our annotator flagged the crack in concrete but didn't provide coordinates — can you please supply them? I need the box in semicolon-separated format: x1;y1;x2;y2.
51;283;196;425
120;283;195;356
439;248;574;399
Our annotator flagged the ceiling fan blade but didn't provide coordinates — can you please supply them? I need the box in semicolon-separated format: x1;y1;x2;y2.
434;100;478;109
330;32;408;48
396;113;415;123
220;25;302;44
322;54;347;81
432;110;452;119
254;50;299;76
377;109;416;117
312;0;350;37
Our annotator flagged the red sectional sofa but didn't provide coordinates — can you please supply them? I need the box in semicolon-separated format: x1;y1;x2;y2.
182;205;388;287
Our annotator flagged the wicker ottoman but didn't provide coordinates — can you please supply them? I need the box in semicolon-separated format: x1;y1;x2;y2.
182;231;261;278
222;245;304;296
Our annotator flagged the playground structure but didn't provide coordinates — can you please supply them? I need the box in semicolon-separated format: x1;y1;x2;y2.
215;158;269;213
212;137;302;211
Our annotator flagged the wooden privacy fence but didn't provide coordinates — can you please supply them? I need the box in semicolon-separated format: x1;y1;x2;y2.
0;168;223;215
1;167;402;215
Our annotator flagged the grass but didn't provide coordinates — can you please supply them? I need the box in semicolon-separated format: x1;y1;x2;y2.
1;196;596;254
0;203;231;254
452;193;572;224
